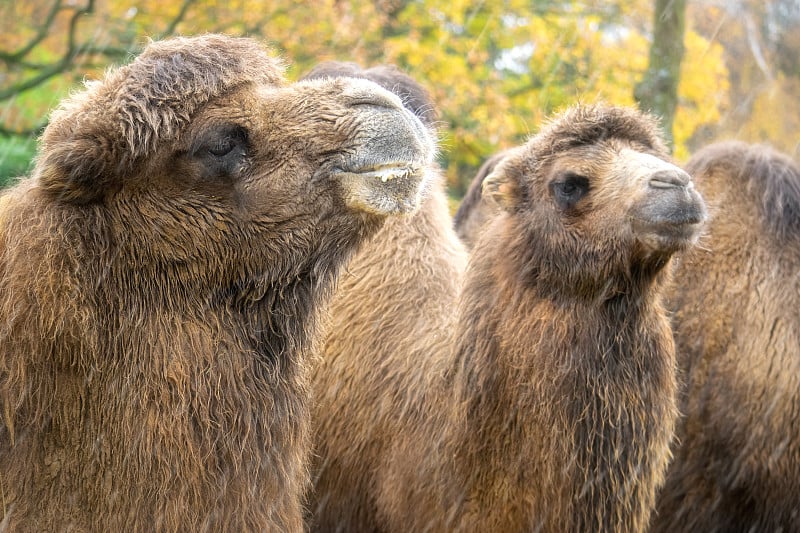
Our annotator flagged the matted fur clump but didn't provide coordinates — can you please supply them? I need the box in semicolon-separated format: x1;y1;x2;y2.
309;103;706;532
0;34;433;531
652;141;800;532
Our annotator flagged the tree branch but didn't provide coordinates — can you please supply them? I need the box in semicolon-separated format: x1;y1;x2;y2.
0;0;193;136
153;0;198;40
0;0;95;101
0;0;65;64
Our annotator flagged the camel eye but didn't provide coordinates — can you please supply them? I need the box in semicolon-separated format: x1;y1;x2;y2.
191;125;249;178
551;173;589;211
208;136;236;157
559;182;577;195
200;125;247;158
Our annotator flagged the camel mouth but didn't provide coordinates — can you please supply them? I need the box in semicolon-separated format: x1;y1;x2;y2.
335;162;429;215
632;180;708;250
342;163;423;182
632;215;706;253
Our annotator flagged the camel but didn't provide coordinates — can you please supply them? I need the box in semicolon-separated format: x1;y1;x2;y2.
0;34;434;532
452;149;507;248
310;102;706;532
298;59;469;532
651;140;800;532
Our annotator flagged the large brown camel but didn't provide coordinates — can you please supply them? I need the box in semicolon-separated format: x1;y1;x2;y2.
651;141;800;532
0;34;434;532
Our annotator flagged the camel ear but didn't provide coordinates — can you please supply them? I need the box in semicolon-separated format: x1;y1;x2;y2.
482;169;520;211
36;129;122;204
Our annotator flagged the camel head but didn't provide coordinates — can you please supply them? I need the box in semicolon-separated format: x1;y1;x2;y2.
31;34;435;288
482;103;707;294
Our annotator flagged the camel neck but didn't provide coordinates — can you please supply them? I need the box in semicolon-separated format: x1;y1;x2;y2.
446;223;677;533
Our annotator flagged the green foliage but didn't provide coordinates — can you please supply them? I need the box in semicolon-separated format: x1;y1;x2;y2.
0;0;744;196
0;136;36;188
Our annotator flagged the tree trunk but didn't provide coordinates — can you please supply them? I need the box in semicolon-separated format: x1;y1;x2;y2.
635;0;687;148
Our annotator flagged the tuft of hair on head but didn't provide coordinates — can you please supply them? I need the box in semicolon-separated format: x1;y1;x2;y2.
34;34;285;204
532;103;669;162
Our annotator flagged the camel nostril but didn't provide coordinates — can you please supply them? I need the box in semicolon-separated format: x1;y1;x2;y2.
303;76;401;110
348;95;399;110
649;169;691;189
343;80;404;111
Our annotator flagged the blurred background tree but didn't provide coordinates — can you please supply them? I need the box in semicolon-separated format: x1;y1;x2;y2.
635;0;687;148
0;0;795;199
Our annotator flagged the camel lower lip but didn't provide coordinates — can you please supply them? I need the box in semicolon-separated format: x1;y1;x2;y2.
343;165;419;182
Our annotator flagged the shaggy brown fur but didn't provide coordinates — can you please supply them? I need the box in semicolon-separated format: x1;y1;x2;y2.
0;34;434;532
299;61;469;532
309;103;707;532
652;141;800;532
452;149;507;247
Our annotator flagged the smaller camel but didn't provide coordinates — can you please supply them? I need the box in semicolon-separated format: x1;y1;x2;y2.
311;103;707;532
0;34;433;532
652;140;800;533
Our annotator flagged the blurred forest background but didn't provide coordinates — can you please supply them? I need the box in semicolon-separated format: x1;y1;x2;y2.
1;0;798;200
